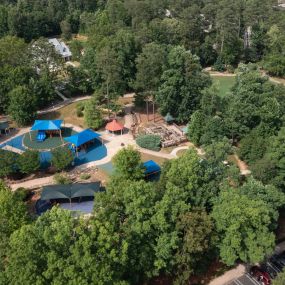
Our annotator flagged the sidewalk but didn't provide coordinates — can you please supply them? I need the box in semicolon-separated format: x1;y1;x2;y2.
10;176;54;191
209;265;246;285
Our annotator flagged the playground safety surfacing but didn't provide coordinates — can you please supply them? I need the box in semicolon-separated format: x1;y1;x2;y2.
0;131;108;169
23;127;76;150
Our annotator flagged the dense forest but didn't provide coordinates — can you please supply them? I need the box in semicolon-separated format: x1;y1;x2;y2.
0;0;285;123
1;0;285;284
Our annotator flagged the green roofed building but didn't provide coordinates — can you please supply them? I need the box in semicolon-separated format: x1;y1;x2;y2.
41;182;102;202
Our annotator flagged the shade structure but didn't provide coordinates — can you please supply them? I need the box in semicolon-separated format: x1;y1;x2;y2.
164;113;174;123
182;126;188;134
41;182;102;201
31;120;63;131
143;160;161;176
0;120;8;131
105;119;124;132
64;129;101;148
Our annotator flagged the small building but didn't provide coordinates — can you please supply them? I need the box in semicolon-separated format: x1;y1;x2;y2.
48;38;72;61
0;119;9;135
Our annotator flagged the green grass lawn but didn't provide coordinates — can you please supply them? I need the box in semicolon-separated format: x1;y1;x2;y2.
38;101;89;129
211;76;236;97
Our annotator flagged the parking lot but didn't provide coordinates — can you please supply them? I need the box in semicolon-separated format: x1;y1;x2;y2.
228;274;261;285
227;261;282;285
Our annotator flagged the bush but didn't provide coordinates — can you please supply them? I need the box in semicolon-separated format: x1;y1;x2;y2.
76;102;85;117
0;149;19;178
14;187;29;201
17;150;40;174
136;135;161;151
212;57;226;72
69;40;83;61
227;65;235;73
80;173;91;180
51;147;74;172
54;173;72;184
263;54;285;77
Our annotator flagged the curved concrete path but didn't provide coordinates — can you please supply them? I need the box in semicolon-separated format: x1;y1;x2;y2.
170;146;189;157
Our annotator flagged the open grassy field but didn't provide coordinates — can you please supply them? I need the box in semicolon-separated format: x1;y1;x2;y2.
211;75;236;97
37;100;89;128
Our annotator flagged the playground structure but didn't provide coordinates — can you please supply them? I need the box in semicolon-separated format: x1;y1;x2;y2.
143;123;187;148
30;120;63;142
64;129;103;157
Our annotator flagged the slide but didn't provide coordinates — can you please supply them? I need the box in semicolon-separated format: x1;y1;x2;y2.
37;131;46;142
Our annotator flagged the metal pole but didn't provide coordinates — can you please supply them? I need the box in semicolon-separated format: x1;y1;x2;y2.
146;100;149;122
107;79;110;119
153;101;155;122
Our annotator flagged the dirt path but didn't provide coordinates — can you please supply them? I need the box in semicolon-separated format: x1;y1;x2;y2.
233;154;251;175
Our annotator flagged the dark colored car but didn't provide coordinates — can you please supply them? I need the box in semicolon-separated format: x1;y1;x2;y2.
250;266;271;285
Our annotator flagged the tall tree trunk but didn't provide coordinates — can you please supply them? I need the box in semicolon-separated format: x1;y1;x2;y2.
107;78;110;119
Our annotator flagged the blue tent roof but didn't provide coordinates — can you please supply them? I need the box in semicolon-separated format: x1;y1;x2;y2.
143;160;161;175
31;120;63;131
182;126;188;134
64;129;101;148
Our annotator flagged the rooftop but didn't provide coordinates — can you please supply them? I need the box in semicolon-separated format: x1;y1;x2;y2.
48;38;72;58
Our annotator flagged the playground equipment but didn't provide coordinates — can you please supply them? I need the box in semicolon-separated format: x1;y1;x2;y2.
37;131;46;142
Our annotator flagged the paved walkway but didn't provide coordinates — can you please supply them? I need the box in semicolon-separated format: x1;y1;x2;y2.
0;127;30;145
2;145;24;154
170;146;189;157
139;148;175;159
55;89;68;101
37;95;91;115
10;176;55;191
209;265;246;285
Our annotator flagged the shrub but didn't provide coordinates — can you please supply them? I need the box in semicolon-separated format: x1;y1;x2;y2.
0;149;19;178
80;173;91;180
54;173;72;184
17;150;40;174
136;135;161;151
76;102;85;117
263;54;285;77
212;57;226;72
14;187;29;201
51;147;73;172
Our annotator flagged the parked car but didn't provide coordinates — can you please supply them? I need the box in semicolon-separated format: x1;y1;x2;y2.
250;266;271;285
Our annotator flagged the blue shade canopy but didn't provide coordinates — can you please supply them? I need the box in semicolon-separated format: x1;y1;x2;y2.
31;120;63;131
164;113;174;122
64;129;101;148
182;126;188;134
143;160;161;175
